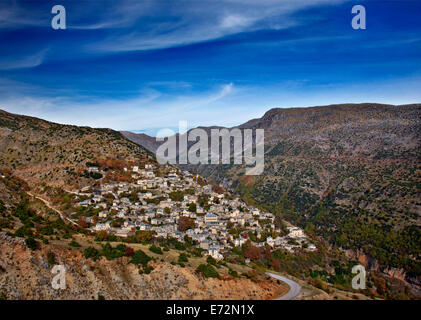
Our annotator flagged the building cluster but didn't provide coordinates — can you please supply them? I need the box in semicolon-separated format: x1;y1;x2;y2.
73;165;317;260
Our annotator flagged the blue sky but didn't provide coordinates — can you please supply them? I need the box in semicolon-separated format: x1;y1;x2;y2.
0;0;420;135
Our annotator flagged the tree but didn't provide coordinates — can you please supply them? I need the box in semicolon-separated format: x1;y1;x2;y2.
124;246;135;257
262;245;272;260
177;216;195;231
169;191;184;202
178;252;189;263
130;249;151;267
68;240;81;247
206;255;217;266
212;184;225;194
77;218;88;228
244;245;261;261
149;244;163;254
84;246;100;260
96;230;109;241
131;230;153;243
188;202;197;213
270;259;282;272
196;264;219;278
25;237;39;250
46;251;56;265
304;222;315;235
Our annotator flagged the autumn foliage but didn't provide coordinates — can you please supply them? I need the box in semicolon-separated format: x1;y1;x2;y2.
211;184;225;194
244;244;272;262
77;218;88;228
177;216;195;231
124;246;135;257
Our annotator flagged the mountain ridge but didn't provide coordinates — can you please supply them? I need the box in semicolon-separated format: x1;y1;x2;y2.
1;105;420;299
122;103;421;286
0;108;154;190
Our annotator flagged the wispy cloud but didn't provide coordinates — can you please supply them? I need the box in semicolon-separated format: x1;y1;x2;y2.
68;1;153;30
0;82;237;130
0;48;48;70
0;1;49;29
0;0;347;56
1;0;420;135
2;75;421;135
83;0;347;52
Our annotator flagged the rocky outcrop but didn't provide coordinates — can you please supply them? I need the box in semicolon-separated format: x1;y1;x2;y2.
0;233;283;300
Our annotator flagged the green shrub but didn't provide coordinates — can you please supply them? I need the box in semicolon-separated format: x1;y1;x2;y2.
100;243;125;260
25;237;39;250
206;255;217;266
15;226;33;238
229;269;239;277
143;265;154;274
149;244;163;255
47;251;56;265
83;246;100;260
130;249;152;267
196;264;219;278
178;253;189;263
68;240;81;247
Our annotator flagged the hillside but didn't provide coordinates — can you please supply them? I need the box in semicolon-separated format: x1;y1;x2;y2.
0;231;288;300
0;109;153;189
121;131;160;153
123;103;421;287
0;109;294;300
1;106;419;300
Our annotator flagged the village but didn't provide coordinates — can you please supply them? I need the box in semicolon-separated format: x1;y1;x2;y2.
71;164;317;261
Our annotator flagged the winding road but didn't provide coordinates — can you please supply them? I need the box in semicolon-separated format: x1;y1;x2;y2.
266;272;302;300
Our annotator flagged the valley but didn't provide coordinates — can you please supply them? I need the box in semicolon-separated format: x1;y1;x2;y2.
0;105;420;300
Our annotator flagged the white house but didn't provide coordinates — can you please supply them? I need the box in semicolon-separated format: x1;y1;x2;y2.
98;211;108;218
207;248;223;260
288;227;305;238
146;171;155;178
234;237;247;247
94;222;111;231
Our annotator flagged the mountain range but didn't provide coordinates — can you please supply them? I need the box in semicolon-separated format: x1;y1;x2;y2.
122;103;421;286
0;104;420;299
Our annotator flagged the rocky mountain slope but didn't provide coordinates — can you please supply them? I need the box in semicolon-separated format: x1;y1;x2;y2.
121;131;160;153
0;109;153;189
0;109;293;300
123;103;421;285
0;232;285;300
1;106;419;299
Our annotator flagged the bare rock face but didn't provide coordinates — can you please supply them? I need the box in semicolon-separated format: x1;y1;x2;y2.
383;267;407;281
0;234;283;300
